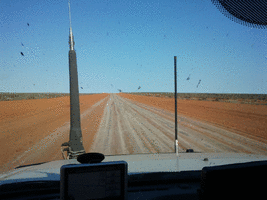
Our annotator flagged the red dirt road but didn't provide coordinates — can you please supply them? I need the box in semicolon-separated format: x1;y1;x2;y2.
119;94;267;142
0;94;109;172
1;93;266;173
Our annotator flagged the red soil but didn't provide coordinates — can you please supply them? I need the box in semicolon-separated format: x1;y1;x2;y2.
119;93;267;142
0;94;109;172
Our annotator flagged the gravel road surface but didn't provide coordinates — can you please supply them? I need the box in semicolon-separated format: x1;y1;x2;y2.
90;94;267;155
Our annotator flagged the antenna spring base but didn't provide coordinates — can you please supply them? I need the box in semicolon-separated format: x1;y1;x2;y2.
68;150;86;159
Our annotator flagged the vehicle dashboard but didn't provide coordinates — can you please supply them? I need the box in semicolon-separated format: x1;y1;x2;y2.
1;160;266;200
0;171;201;200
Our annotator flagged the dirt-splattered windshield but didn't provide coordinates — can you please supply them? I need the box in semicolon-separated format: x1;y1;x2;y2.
0;0;266;173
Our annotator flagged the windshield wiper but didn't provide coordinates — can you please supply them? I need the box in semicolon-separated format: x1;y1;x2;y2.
15;161;48;169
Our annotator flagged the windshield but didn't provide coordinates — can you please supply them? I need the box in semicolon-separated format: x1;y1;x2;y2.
0;0;266;173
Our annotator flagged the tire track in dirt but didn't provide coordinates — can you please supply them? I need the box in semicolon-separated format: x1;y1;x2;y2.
91;94;176;154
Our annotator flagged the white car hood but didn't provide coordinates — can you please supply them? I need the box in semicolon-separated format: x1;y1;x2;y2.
1;153;267;185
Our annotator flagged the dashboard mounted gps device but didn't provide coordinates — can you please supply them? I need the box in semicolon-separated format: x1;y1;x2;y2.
60;161;128;200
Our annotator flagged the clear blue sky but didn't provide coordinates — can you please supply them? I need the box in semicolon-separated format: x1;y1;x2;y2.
1;0;266;94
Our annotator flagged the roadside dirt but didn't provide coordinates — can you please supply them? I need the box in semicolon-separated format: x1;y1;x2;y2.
118;93;267;142
0;93;109;173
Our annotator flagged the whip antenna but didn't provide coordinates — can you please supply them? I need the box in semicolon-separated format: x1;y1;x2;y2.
68;0;74;50
174;56;178;155
61;0;85;159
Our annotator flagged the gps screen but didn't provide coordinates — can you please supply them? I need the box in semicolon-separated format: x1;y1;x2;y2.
60;161;127;200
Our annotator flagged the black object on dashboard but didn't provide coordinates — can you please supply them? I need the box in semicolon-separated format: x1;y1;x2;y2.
60;161;127;200
77;153;105;164
186;149;194;153
198;160;267;200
